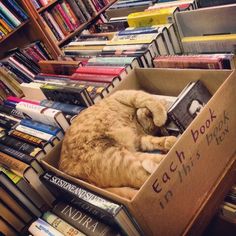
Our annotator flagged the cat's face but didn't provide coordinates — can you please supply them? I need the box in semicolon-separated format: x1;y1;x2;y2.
136;108;159;135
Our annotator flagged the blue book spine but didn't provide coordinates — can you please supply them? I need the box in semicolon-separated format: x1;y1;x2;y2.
118;27;159;36
20;119;61;136
3;0;28;21
3;100;17;108
40;100;85;116
0;12;15;29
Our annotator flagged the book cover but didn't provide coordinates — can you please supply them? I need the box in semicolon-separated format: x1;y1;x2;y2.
40;100;85;116
40;84;94;107
16;102;70;132
20;119;62;137
0;134;44;158
42;211;86;236
52;202;121;236
8;129;53;153
168;80;212;133
41;172;143;236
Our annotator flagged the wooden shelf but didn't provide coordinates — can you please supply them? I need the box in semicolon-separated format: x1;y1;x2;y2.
57;0;117;47
0;20;29;44
37;0;59;13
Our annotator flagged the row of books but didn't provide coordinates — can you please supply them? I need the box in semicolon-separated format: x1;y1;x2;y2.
40;0;110;42
0;41;52;101
0;0;28;40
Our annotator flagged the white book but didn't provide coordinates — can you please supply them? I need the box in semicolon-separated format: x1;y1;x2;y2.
20;82;46;100
16;102;70;132
68;40;110;46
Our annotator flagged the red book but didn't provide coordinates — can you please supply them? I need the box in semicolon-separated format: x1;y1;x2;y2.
71;73;121;86
75;66;126;76
55;3;74;31
7;96;40;105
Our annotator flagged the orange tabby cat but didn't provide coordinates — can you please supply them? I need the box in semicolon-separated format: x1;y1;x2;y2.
59;90;177;193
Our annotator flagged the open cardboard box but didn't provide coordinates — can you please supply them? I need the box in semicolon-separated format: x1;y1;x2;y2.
41;68;236;235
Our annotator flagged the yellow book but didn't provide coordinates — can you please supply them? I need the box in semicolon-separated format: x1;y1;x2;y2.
182;34;236;42
127;7;178;28
0;19;12;33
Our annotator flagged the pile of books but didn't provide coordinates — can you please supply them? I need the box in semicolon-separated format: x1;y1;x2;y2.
0;0;28;40
0;41;52;101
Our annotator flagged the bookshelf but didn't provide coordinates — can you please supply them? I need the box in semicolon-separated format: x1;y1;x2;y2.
24;0;118;58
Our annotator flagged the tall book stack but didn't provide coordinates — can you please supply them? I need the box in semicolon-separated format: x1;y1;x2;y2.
0;0;29;42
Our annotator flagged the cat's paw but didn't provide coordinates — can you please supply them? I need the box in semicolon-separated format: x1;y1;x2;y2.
164;136;178;150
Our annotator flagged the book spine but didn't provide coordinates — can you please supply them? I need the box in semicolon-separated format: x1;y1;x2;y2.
40;100;85;116
0;18;13;32
0;105;24;119
0;143;35;165
0;135;43;157
8;130;50;150
168;112;185;133
20;119;61;136
28;218;64;236
52;202;120;236
7;96;40;105
74;0;91;20
61;2;80;28
42;211;86;236
15;124;56;143
0;115;18;130
66;0;86;23
0;164;21;184
0;150;28;175
41;172;121;226
30;0;42;10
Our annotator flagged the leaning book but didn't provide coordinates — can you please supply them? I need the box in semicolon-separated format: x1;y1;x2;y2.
41;171;143;236
168;80;212;133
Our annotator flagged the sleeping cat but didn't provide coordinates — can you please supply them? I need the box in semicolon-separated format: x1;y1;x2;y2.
59;90;177;194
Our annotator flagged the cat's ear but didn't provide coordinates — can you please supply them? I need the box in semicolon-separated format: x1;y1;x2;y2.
141;159;158;174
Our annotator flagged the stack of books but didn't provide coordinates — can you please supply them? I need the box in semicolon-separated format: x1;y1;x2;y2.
0;0;29;40
0;41;52;102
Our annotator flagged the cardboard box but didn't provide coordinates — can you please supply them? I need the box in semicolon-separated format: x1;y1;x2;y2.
41;68;236;235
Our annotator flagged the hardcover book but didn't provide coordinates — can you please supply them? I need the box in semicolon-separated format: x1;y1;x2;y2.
40;84;94;107
168;80;212;133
